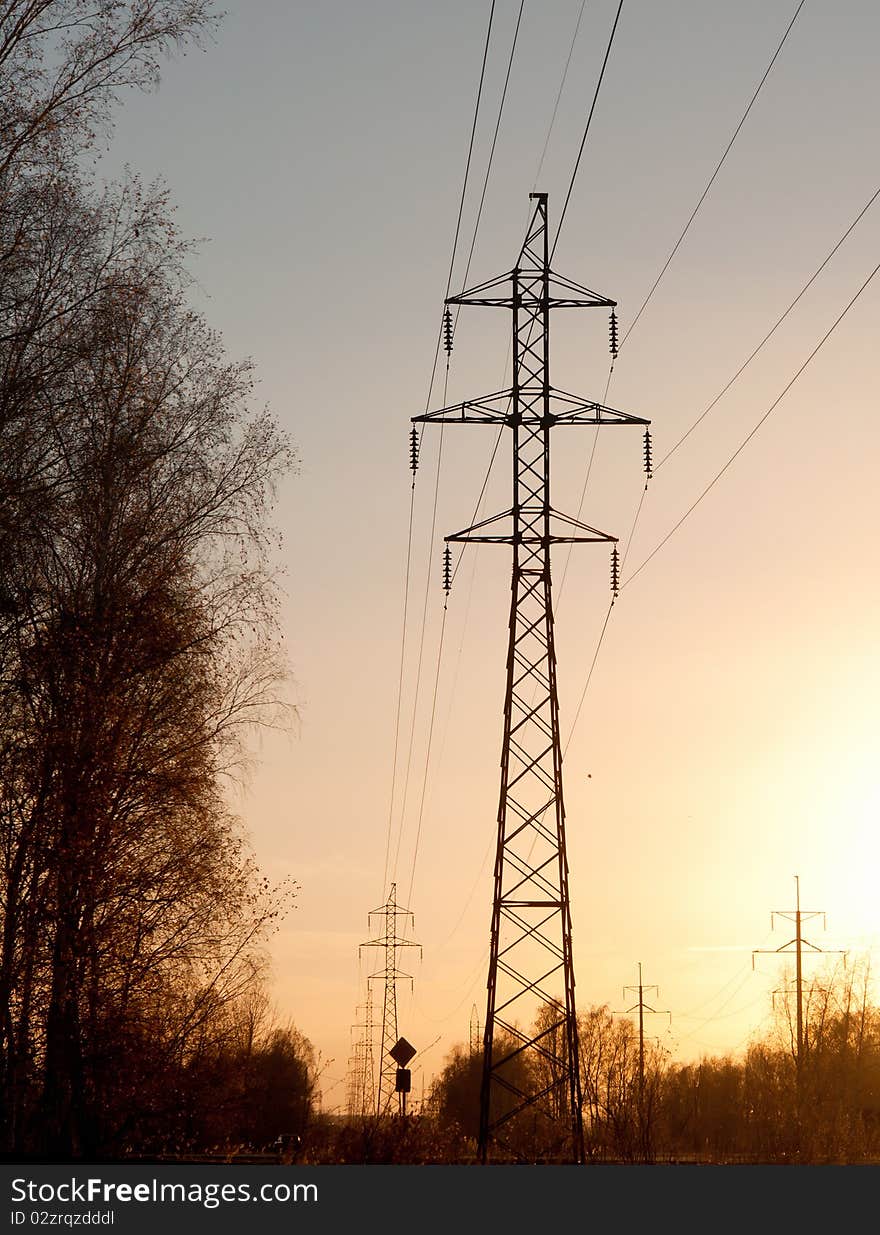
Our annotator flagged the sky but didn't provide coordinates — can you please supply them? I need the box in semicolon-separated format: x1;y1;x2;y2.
103;0;880;1112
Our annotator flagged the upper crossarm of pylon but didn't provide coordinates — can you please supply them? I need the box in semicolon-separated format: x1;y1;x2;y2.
546;270;616;307
550;388;651;426
413;389;513;425
446;270;514;307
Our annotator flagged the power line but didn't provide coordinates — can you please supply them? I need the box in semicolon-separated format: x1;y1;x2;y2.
553;0;804;623
454;0;526;304
622;251;880;592
620;0;805;350
551;0;624;260
453;0;594;592
444;0;498;302
655;179;880;471
557;179;880;759
405;602;449;908
382;486;417;897
548;1;805;754
381;1;497;897
392;421;446;882
563;598;615;754
533;0;588;191
396;0;529;889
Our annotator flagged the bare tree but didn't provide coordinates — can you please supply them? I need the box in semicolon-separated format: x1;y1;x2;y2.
0;3;301;1158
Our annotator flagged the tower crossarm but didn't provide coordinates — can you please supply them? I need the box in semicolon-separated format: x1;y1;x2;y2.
445;506;618;546
413;387;647;427
446;268;616;310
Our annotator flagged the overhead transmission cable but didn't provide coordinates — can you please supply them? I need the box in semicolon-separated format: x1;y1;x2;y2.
515;1;624;745
556;4;879;766
533;0;588;191
411;2;631;1012
381;486;417;893
444;0;498;304
454;0;525;322
438;13;574;904
557;0;807;674
655;180;880;471
620;0;805;351
381;0;497;898
392;413;446;884
622;251;880;592
550;0;624;261
562;183;880;767
401;1;527;902
552;0;804;696
555;0;807;666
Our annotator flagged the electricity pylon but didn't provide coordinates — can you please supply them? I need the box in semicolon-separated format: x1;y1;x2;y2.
618;962;670;1128
469;1003;482;1057
349;989;376;1117
360;883;421;1116
753;875;845;1085
414;193;648;1161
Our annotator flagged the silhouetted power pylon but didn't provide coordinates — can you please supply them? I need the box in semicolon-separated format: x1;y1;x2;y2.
617;962;670;1119
360;883;421;1116
753;874;845;1085
348;988;376;1118
414;193;649;1161
469;1003;482;1057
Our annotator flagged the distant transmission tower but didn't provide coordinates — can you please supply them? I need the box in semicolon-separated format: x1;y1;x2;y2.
361;883;421;1115
753;875;845;1086
469;1003;482;1057
345;1046;360;1119
414;193;649;1161
618;963;670;1123
349;988;376;1117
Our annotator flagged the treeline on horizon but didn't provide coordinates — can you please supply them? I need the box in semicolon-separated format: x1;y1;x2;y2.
309;959;880;1165
0;2;318;1160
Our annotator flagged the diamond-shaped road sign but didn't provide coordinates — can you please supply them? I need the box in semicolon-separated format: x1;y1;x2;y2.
390;1036;416;1066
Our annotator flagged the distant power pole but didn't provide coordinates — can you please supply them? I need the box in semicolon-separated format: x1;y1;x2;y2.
618;963;670;1117
469;1003;482;1057
350;989;376;1117
753;875;844;1083
414;193;649;1162
360;883;421;1116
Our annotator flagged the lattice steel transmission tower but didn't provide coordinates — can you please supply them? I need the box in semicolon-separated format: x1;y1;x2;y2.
619;963;670;1128
360;883;421;1116
753;875;845;1088
347;989;376;1118
469;1003;482;1057
413;193;648;1162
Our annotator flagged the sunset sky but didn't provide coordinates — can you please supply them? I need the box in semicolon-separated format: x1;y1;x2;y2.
104;0;880;1110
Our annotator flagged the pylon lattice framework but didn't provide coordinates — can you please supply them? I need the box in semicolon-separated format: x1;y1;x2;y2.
360;883;420;1116
414;194;648;1161
347;989;376;1118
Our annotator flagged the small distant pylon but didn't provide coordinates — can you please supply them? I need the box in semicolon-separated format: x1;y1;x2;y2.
361;883;421;1115
617;962;670;1115
350;988;376;1117
469;1003;482;1057
753;875;845;1088
345;1046;361;1118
